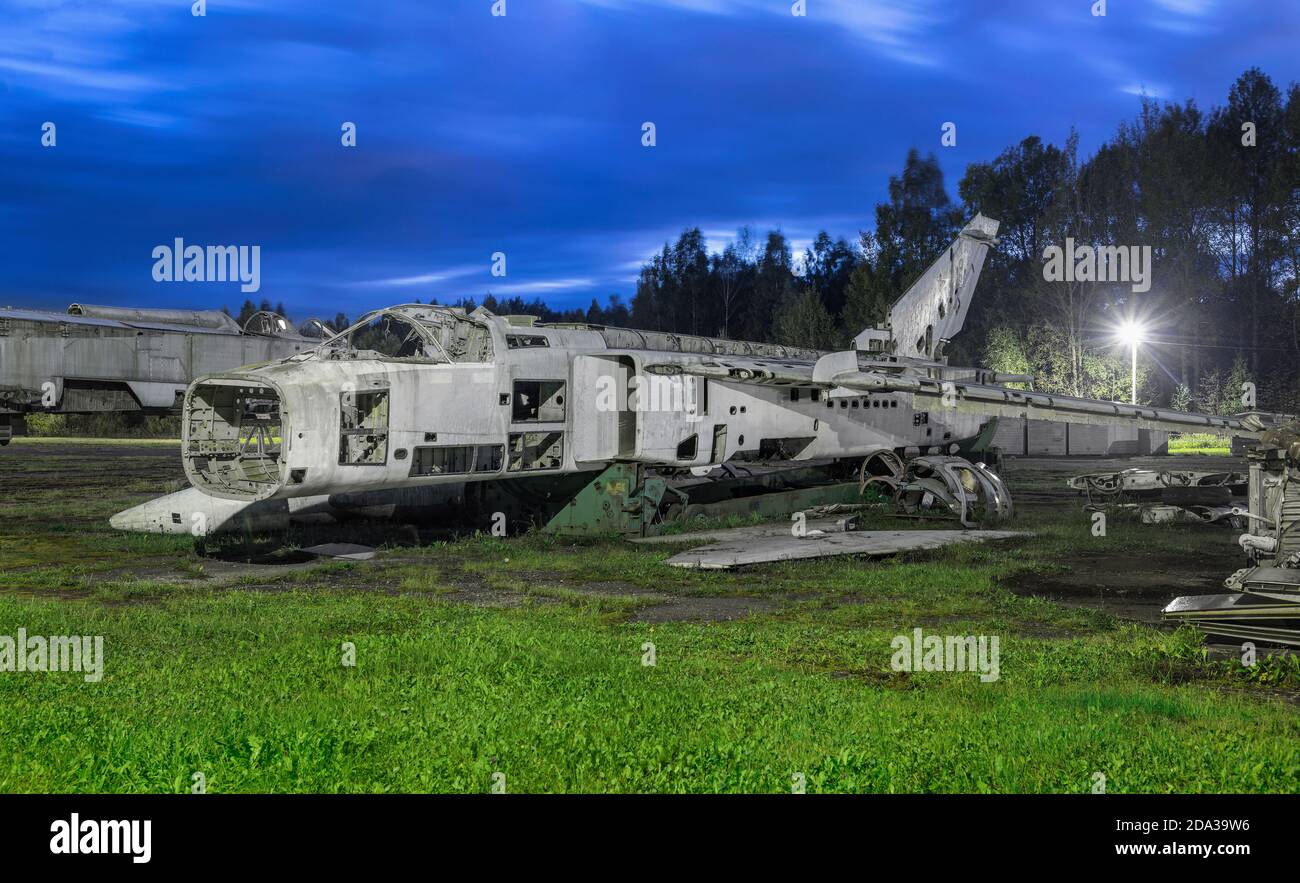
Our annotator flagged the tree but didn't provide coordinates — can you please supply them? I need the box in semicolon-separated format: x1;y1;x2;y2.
740;231;795;342
841;259;886;337
802;231;857;321
772;289;836;350
1208;68;1287;374
982;327;1033;389
613;68;1300;412
712;240;749;339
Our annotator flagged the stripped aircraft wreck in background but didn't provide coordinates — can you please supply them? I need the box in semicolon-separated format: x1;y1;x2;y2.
1068;467;1249;525
111;213;1256;543
0;303;331;443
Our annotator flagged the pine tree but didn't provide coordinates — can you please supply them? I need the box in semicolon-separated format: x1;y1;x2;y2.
772;289;836;350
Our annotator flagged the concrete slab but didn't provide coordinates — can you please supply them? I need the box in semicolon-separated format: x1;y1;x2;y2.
648;527;1026;569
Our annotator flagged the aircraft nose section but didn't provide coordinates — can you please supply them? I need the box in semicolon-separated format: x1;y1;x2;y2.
110;488;213;534
110;486;290;534
108;504;152;533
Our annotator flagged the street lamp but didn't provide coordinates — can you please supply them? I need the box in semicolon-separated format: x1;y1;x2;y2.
1117;321;1145;405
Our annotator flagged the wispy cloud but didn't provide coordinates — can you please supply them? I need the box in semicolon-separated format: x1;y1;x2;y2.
351;265;483;288
0;0;176;100
1119;82;1170;99
1145;0;1218;34
488;278;596;295
576;0;948;66
1152;0;1215;16
1;0;1293;318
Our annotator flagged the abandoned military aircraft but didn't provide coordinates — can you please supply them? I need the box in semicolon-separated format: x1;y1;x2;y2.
110;214;1257;537
0;303;332;444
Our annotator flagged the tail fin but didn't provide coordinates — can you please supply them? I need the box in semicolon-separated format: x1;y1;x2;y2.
853;213;999;360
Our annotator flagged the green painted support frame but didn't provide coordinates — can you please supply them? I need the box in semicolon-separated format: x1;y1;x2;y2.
540;462;866;538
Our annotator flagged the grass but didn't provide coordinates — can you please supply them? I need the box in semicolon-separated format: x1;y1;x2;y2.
10;436;181;446
2;589;1296;793
1;444;1297;793
1167;433;1231;456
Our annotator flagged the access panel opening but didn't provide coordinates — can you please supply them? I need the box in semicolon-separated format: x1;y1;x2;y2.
511;380;566;423
507;431;564;472
340;389;389;465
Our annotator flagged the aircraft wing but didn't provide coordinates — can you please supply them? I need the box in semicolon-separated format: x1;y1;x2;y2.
904;379;1255;435
641;350;1257;436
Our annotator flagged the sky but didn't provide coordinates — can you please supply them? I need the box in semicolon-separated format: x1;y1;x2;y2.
1;0;1297;320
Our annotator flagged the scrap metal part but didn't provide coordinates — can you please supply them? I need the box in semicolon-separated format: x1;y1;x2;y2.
864;453;1012;528
1070;467;1248;528
858;449;906;497
1067;467;1245;501
1084;502;1247;526
1163;420;1300;647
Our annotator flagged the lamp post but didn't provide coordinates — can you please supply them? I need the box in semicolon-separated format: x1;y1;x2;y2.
1118;321;1145;405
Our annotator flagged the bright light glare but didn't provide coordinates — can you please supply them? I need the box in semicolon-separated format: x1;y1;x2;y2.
1118;321;1146;346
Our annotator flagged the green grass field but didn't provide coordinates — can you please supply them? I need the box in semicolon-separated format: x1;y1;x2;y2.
1167;433;1232;456
1;442;1296;793
9;436;181;447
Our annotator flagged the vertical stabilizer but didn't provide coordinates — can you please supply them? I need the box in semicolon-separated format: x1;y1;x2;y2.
853;213;999;360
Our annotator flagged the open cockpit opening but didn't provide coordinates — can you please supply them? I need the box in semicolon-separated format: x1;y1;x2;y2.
184;382;284;499
315;306;494;364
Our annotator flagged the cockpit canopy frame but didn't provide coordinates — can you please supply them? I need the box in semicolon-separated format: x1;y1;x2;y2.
313;305;494;364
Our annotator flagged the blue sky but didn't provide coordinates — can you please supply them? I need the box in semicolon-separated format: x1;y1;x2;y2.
1;0;1296;318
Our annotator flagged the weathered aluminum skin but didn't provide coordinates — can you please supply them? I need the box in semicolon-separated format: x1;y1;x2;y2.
859;213;1000;359
177;301;1009;503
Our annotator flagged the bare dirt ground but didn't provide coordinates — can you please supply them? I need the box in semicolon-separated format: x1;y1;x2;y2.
999;454;1247;622
1002;548;1237;622
4;439;185;491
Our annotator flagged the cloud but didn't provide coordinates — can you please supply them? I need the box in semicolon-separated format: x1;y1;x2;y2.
1119;83;1170;99
488;278;597;296
575;0;949;66
1152;0;1215;15
0;57;165;95
1145;0;1219;34
350;265;483;288
0;0;176;100
1;0;1294;319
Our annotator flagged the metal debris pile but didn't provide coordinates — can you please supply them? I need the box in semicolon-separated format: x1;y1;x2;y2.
1068;467;1247;525
1163;423;1300;647
861;453;1012;528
